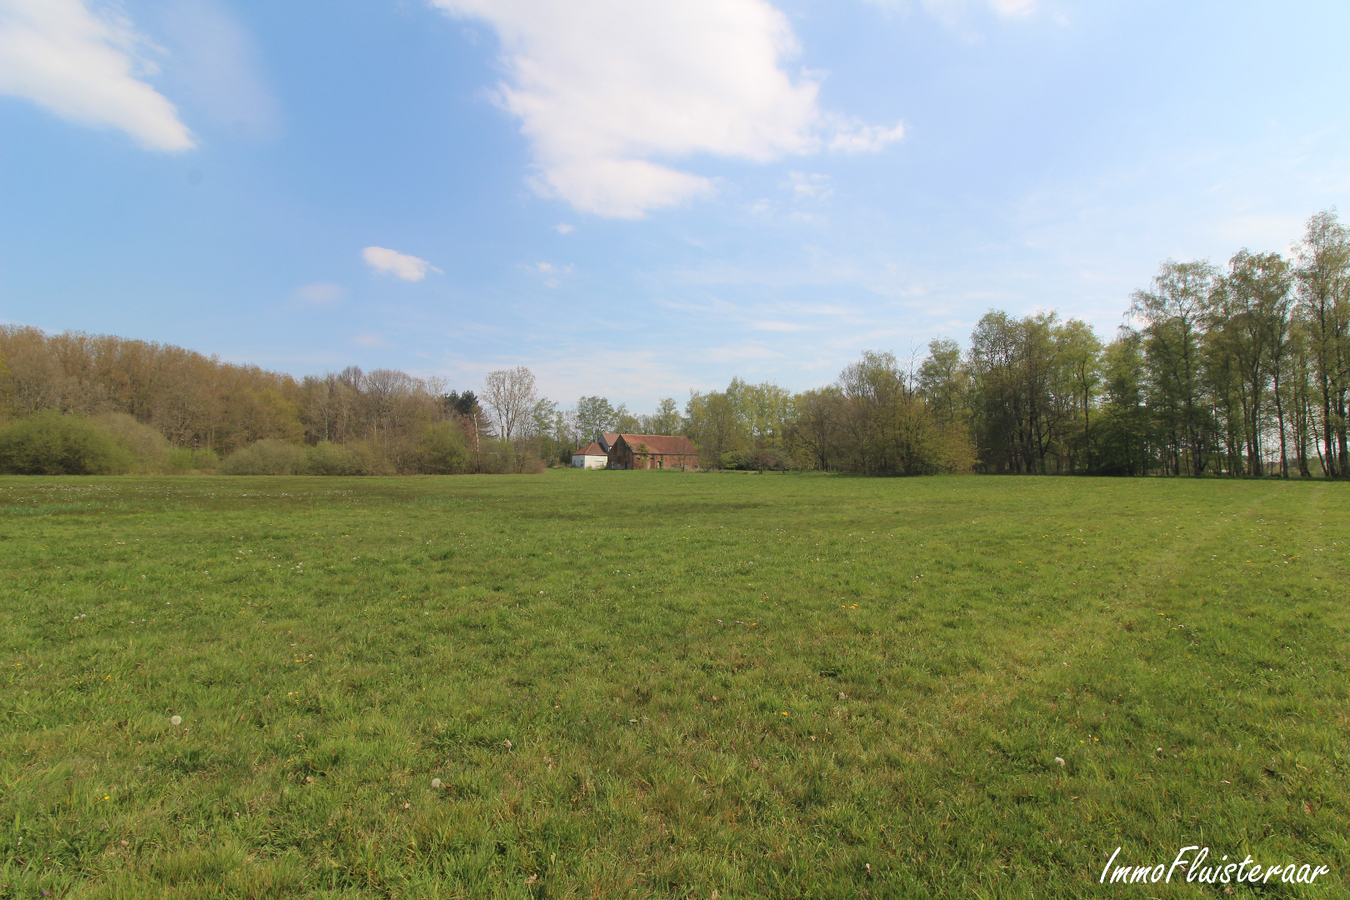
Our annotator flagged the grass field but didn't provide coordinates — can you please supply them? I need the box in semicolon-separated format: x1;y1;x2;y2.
1;471;1346;899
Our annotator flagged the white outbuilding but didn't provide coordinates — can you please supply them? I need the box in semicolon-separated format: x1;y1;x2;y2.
571;441;608;469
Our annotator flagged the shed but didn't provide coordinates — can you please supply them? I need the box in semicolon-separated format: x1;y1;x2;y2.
571;441;609;469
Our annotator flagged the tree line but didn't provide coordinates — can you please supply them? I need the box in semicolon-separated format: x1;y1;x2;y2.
562;208;1347;478
0;328;504;475
947;209;1347;477
2;209;1345;477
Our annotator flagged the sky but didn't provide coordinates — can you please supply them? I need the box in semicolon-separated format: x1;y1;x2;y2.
2;0;1348;411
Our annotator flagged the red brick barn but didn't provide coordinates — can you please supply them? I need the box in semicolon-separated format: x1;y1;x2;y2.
607;434;699;470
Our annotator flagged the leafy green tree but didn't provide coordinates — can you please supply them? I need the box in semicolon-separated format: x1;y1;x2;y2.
613;404;641;434
1130;260;1218;475
685;390;744;468
575;396;618;441
639;398;684;435
918;338;969;428
1212;249;1293;475
788;387;841;470
1284;323;1319;476
1096;330;1151;475
1293;209;1350;477
1058;320;1104;471
725;378;792;451
834;351;969;475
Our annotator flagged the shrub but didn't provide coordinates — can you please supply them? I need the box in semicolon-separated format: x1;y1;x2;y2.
478;439;545;474
745;448;791;471
0;411;133;474
931;423;977;474
346;441;392;475
305;441;368;476
416;421;470;474
166;447;221;474
718;450;750;472
220;439;307;475
93;412;170;473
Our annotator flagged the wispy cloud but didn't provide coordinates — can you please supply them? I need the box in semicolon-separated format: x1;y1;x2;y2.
0;0;194;150
156;0;281;142
527;260;573;287
988;0;1037;18
704;343;781;363
362;246;441;281
552;223;574;234
829;120;905;153
865;0;1040;28
352;332;391;348
786;171;833;200
292;282;346;305
431;0;903;218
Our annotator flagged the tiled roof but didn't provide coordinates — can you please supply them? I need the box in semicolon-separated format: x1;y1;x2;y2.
615;434;698;456
574;441;606;455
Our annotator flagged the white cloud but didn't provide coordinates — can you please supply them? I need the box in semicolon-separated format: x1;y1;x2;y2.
786;171;833;200
362;246;441;281
432;0;900;218
529;260;573;287
0;0;194;150
552;223;574;234
867;0;1038;26
830;120;905;154
988;0;1037;17
292;282;346;305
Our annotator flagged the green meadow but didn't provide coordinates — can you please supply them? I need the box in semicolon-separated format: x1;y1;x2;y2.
1;471;1346;899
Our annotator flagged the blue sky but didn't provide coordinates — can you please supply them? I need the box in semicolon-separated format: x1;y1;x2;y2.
2;0;1347;411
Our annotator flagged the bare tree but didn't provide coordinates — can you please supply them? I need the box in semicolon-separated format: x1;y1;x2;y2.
481;366;538;442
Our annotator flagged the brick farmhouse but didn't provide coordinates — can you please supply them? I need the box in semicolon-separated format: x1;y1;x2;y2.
606;434;699;470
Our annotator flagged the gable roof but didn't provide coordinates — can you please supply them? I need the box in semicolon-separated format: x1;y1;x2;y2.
614;434;698;456
574;441;606;456
600;433;620;451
